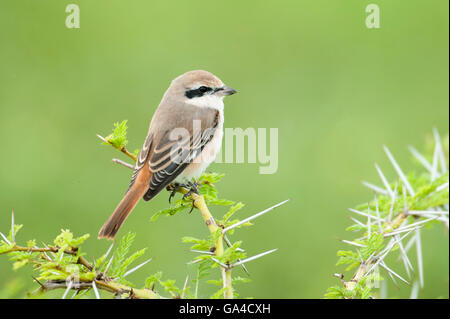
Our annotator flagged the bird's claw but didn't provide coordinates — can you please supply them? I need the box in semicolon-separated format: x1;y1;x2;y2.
183;181;200;214
182;181;200;200
167;181;200;204
166;183;187;204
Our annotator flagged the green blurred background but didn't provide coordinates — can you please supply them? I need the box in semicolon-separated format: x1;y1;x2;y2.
0;0;448;298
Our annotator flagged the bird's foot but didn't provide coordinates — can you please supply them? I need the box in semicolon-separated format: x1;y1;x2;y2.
182;181;200;200
166;183;189;204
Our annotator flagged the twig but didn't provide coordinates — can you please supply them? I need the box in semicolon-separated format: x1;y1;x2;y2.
112;158;135;170
96;134;137;162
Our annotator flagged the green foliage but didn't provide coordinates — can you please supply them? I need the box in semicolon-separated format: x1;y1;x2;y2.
109;232;135;276
0;170;255;299
177;175;253;298
326;138;449;299
0;226;156;298
104;120;129;149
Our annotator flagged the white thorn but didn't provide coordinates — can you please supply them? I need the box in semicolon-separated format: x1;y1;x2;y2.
388;182;398;222
404;235;416;254
375;163;394;197
436;182;449;193
181;275;189;299
104;243;114;259
374;194;383;229
341;240;366;247
222;199;289;233
433;127;447;174
96;134;108;143
362;181;389;195
11;210;15;243
431;141;440;181
62;280;73;299
367;231;412;275
395;234;414;278
380;261;409;285
232;248;278;268
394;217;437;232
415;228;424;288
349;208;384;222
195;269;199;299
223;235;249;275
383;264;399;288
210;257;228;269
0;231;11;245
123;258;152;278
350;217;367;228
187;259;202;265
384;226;424;237
104;255;114;275
380;280;388;299
410;281;419;299
62;280;74;299
409;210;448;216
190;250;215;255
384;146;415;196
223;235;246;252
408;146;433;173
92;281;101;299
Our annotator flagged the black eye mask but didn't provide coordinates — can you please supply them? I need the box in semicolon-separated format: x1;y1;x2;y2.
185;86;217;99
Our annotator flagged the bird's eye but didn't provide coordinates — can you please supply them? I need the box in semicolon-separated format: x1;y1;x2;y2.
199;86;209;93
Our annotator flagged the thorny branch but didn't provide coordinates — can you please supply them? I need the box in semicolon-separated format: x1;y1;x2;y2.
0;242;160;299
332;129;449;299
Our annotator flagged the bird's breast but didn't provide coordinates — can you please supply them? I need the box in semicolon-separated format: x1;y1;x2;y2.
178;112;224;181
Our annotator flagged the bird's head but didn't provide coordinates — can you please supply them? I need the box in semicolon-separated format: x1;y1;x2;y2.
167;70;237;108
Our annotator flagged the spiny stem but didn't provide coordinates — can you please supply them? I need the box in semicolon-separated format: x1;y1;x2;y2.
0;245;93;271
184;190;233;299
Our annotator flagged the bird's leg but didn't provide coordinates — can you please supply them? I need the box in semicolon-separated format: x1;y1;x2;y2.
182;180;200;200
166;183;188;204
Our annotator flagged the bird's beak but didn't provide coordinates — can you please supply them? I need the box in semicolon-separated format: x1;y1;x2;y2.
222;85;237;96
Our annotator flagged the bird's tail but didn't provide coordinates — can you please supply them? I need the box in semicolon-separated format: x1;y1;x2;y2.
98;185;147;240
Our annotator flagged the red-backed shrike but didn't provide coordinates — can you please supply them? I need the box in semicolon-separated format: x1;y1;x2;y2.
98;70;236;239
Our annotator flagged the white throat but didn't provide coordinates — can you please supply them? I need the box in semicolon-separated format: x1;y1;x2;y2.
186;94;224;111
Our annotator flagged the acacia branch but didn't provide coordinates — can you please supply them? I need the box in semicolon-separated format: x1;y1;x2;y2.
1;245;93;271
343;211;409;291
2;244;160;299
331;132;449;299
106;138;234;299
34;278;159;299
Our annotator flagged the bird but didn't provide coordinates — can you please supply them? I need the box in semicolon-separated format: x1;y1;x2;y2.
98;70;237;239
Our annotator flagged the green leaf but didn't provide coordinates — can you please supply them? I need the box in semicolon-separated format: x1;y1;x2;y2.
105;120;129;148
110;232;135;277
222;202;245;224
145;271;162;289
70;234;90;247
151;203;189;222
8;224;23;242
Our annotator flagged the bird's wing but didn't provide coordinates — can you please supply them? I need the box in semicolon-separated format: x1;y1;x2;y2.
143;106;220;201
126;132;153;193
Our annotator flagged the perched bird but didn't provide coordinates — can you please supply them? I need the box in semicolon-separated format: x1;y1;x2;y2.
98;70;237;239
